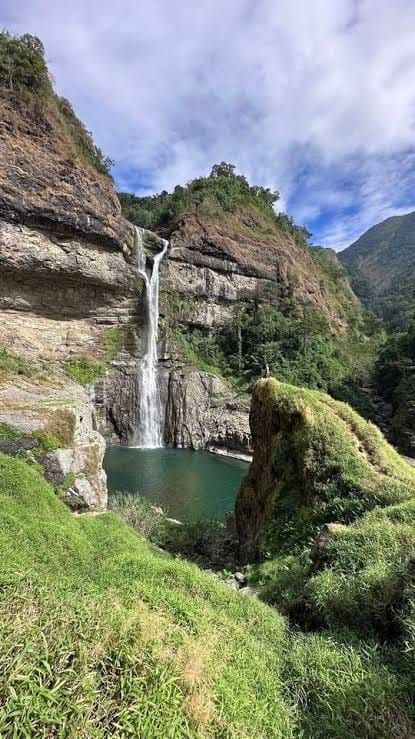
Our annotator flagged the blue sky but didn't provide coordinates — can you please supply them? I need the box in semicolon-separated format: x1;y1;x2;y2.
3;0;415;249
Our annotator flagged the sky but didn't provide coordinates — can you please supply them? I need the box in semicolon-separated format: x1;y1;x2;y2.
2;0;415;250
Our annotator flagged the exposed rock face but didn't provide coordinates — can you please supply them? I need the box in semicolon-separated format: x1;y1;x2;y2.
0;377;107;509
164;367;251;456
0;97;132;249
0;93;142;507
163;211;355;329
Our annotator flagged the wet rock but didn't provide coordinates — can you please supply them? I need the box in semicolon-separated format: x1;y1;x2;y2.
234;571;247;586
164;367;251;455
0;439;18;455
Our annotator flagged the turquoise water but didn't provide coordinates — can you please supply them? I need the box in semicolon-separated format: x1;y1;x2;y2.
104;447;249;521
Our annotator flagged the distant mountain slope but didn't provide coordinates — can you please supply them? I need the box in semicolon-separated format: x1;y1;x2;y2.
339;211;415;329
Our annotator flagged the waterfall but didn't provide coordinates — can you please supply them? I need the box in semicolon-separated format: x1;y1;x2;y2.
135;227;169;448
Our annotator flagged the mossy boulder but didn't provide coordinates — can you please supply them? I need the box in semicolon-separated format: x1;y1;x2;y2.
236;378;415;563
237;379;415;638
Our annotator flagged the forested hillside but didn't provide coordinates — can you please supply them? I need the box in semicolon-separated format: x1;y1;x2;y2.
340;210;415;331
340;211;415;457
119;167;378;411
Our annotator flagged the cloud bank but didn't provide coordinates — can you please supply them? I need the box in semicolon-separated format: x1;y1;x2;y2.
3;0;415;248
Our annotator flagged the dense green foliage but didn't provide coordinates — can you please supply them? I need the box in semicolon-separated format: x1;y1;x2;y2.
167;288;377;407
1;453;414;736
119;162;310;246
339;211;415;451
0;31;113;177
0;32;50;95
340;210;415;332
375;319;415;455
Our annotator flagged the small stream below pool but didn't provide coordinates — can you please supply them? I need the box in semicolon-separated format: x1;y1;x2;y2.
104;447;249;522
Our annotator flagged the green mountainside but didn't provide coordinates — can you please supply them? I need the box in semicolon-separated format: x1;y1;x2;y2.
120;168;379;410
339;210;415;331
340;211;415;456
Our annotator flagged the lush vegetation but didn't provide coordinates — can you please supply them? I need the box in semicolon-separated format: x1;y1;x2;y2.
164;287;379;414
119;162;311;245
340;210;415;332
1;452;414;736
0;31;113;177
109;492;237;570
375;319;415;455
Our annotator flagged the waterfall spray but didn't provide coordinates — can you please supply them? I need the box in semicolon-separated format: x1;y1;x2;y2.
135;227;169;448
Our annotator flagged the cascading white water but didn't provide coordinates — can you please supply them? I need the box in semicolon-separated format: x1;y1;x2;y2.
135;227;169;448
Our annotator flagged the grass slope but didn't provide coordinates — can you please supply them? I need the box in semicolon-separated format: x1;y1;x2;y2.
1;453;415;737
0;453;292;737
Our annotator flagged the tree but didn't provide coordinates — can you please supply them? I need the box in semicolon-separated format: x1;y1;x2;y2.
0;31;50;94
209;162;236;178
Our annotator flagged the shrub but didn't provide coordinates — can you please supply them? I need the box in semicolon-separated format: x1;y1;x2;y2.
109;492;169;546
0;349;32;378
0;32;51;95
32;429;63;451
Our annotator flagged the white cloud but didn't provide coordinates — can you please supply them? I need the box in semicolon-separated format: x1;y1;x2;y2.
2;0;415;248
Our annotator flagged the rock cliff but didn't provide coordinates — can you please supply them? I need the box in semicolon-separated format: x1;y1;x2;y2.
163;210;356;330
0;83;140;507
164;366;251;456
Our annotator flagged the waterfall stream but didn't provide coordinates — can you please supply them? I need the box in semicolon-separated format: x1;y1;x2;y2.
135;227;169;448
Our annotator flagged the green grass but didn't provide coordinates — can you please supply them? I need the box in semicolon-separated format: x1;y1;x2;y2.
0;348;32;379
1;450;414;735
64;357;107;386
101;327;125;361
0;454;292;737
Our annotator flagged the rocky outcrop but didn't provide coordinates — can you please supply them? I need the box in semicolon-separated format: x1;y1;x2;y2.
164;367;251;456
0;376;107;509
0;96;132;249
163;210;356;329
235;378;415;563
0;90;144;507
